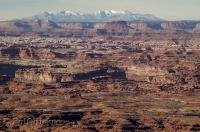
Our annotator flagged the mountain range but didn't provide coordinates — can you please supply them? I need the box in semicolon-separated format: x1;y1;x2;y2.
1;10;200;37
27;10;163;22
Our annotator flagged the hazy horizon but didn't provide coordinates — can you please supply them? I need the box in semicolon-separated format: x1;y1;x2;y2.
0;0;200;21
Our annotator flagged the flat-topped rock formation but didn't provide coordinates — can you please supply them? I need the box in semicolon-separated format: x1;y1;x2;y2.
0;20;200;37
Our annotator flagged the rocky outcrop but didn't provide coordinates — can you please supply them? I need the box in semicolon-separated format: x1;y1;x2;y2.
18;48;33;59
15;68;57;83
127;65;166;76
35;49;56;59
105;21;128;35
15;68;74;83
0;47;56;59
125;65;169;83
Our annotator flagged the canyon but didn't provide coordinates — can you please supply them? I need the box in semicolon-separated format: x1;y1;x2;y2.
0;20;200;131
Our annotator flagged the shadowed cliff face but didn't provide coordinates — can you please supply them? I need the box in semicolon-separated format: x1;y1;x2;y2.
0;63;23;77
74;66;127;81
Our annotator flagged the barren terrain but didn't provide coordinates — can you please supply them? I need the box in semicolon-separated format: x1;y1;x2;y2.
0;21;200;131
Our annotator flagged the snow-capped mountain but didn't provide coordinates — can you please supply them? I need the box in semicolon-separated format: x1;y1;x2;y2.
31;10;163;22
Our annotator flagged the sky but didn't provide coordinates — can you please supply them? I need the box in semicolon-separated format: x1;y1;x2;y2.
0;0;199;21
